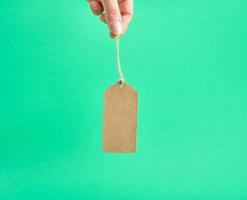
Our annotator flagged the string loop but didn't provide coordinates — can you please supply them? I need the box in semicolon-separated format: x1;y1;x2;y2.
115;37;125;84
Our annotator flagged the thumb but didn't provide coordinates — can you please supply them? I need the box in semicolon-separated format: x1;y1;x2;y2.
101;0;122;35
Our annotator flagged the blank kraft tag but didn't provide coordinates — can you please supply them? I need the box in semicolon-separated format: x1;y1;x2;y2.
103;81;138;153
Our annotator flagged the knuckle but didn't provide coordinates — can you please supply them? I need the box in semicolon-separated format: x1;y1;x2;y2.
106;8;119;19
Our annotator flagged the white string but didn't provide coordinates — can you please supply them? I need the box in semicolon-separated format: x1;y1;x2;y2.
115;37;125;83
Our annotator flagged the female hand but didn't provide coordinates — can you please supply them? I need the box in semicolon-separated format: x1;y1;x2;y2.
87;0;133;38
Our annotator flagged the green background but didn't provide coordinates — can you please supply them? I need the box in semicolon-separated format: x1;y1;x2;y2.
1;0;247;199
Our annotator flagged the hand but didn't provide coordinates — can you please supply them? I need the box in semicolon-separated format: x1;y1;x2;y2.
87;0;133;38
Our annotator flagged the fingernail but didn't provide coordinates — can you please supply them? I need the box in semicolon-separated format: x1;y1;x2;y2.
110;21;122;35
90;1;98;10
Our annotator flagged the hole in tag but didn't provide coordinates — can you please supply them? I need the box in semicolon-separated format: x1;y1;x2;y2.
117;80;124;89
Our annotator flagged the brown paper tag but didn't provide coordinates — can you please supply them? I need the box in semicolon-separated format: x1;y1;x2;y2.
102;81;138;153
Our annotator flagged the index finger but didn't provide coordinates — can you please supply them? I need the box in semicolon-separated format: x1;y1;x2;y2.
101;0;122;35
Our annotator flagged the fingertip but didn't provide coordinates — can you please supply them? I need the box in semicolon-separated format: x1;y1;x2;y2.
110;32;118;38
109;21;122;35
110;31;123;39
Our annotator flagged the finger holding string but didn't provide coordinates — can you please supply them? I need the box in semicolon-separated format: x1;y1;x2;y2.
101;0;122;37
108;0;133;38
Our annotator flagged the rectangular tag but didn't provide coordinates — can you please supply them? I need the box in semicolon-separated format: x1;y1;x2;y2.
102;81;138;153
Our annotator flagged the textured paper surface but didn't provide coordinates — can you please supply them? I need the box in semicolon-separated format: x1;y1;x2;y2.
103;81;138;153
